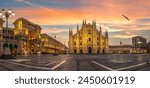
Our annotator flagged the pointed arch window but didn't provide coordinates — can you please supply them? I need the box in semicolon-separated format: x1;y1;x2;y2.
89;38;91;41
88;29;91;34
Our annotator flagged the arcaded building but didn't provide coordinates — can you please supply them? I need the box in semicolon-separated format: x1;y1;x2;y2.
68;20;109;54
13;18;42;54
0;17;67;55
41;34;67;54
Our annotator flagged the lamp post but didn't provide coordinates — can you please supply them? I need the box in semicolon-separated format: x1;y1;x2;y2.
0;9;15;59
52;34;57;55
64;42;66;54
0;9;15;35
0;9;15;42
137;41;142;53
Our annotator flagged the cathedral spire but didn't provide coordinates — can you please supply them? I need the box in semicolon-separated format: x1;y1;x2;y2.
100;26;102;32
85;19;86;25
69;27;73;36
77;24;79;34
105;30;108;38
71;28;73;34
99;26;102;35
77;23;79;31
69;27;71;35
82;19;85;26
69;27;70;32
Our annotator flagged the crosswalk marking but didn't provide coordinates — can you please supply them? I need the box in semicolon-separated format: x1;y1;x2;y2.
51;61;66;70
0;60;53;70
92;61;114;71
8;59;31;62
92;60;148;71
0;60;66;71
116;62;146;71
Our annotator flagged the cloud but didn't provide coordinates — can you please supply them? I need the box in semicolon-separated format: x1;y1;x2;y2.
41;29;68;34
14;0;53;12
111;32;137;38
14;0;81;9
15;0;32;5
41;29;69;46
134;18;150;25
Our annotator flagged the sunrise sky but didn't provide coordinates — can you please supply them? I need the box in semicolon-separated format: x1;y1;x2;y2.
0;0;150;46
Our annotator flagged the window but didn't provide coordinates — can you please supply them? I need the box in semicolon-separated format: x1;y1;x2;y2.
89;38;91;41
74;42;76;45
80;49;82;53
97;49;99;53
80;42;82;45
88;29;91;34
74;49;77;53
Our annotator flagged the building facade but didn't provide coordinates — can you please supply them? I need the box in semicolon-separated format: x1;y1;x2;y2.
0;18;18;56
0;18;67;56
41;34;67;54
13;18;42;54
69;20;109;54
147;42;150;53
132;36;147;48
109;45;132;54
132;36;147;53
2;28;18;54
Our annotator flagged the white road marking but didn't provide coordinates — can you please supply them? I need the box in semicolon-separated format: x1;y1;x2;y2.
92;61;114;71
8;59;31;62
51;61;66;70
92;60;148;71
45;61;56;66
116;62;146;71
0;60;66;71
0;55;73;71
110;59;132;63
38;62;46;64
0;60;53;70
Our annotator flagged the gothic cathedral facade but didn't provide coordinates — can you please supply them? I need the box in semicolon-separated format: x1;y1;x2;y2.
68;20;109;54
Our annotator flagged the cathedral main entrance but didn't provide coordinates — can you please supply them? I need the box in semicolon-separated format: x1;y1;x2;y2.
88;47;92;54
80;49;82;54
102;49;105;54
74;49;76;53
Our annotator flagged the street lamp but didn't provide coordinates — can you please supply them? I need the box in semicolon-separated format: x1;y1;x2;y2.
0;9;15;32
0;9;15;42
0;9;15;59
52;34;57;55
64;42;66;54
